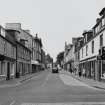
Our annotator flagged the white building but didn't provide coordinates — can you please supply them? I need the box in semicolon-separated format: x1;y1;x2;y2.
79;8;105;81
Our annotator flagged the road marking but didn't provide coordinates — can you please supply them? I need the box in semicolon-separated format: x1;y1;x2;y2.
21;102;105;105
10;100;15;105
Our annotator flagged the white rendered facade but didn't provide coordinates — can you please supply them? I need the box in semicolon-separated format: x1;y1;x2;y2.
79;8;105;80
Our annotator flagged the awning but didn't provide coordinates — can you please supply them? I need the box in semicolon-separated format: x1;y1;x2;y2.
31;60;40;65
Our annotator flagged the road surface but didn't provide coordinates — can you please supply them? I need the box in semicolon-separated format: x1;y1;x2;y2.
0;70;105;105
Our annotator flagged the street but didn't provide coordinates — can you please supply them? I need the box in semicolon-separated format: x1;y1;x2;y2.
0;70;105;105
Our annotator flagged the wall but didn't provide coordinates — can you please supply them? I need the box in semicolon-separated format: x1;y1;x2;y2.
79;33;102;61
65;46;75;63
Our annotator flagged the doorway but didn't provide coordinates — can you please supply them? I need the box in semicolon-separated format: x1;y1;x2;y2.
6;62;10;80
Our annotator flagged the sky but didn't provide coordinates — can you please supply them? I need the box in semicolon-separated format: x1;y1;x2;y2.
0;0;105;61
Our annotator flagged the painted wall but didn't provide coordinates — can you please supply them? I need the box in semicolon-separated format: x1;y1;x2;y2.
79;31;104;61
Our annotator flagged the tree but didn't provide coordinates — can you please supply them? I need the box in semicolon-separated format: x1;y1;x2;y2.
46;54;53;64
56;51;64;66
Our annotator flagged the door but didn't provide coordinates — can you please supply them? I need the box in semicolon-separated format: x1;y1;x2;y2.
6;62;10;80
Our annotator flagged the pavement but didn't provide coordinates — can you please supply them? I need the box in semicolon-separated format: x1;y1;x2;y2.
60;70;105;90
0;69;105;89
0;71;44;88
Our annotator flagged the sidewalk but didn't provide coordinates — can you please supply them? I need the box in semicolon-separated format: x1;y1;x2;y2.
0;71;43;88
60;70;105;90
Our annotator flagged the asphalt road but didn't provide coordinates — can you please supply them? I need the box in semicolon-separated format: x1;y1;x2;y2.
0;70;105;105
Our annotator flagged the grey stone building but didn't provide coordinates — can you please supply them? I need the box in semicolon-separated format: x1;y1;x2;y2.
32;34;42;72
5;24;32;78
0;26;16;80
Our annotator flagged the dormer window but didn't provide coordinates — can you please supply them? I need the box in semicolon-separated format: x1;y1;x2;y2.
102;17;105;26
99;7;105;16
0;27;5;37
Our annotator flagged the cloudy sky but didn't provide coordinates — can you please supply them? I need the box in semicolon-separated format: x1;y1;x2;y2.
0;0;105;61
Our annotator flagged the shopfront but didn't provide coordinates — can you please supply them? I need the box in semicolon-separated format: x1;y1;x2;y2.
79;58;96;79
101;60;105;79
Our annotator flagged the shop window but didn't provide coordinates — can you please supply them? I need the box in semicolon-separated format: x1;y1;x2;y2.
10;63;14;75
0;62;5;75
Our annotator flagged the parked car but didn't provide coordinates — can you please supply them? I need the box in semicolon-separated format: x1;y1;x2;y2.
52;67;59;73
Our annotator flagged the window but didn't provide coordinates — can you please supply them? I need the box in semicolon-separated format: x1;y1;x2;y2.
4;41;6;55
18;47;21;58
10;63;14;75
102;18;105;26
100;34;103;47
35;42;37;48
14;48;16;58
11;46;14;57
92;41;94;54
82;48;83;58
23;49;25;59
86;45;88;56
0;62;5;75
96;28;97;34
97;25;100;32
94;28;96;35
99;21;102;29
78;52;80;60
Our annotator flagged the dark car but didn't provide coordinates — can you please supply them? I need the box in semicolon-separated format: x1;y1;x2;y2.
52;67;59;73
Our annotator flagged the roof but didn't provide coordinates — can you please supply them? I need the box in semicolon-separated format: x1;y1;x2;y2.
99;7;105;16
82;30;93;36
16;41;31;52
6;29;20;33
